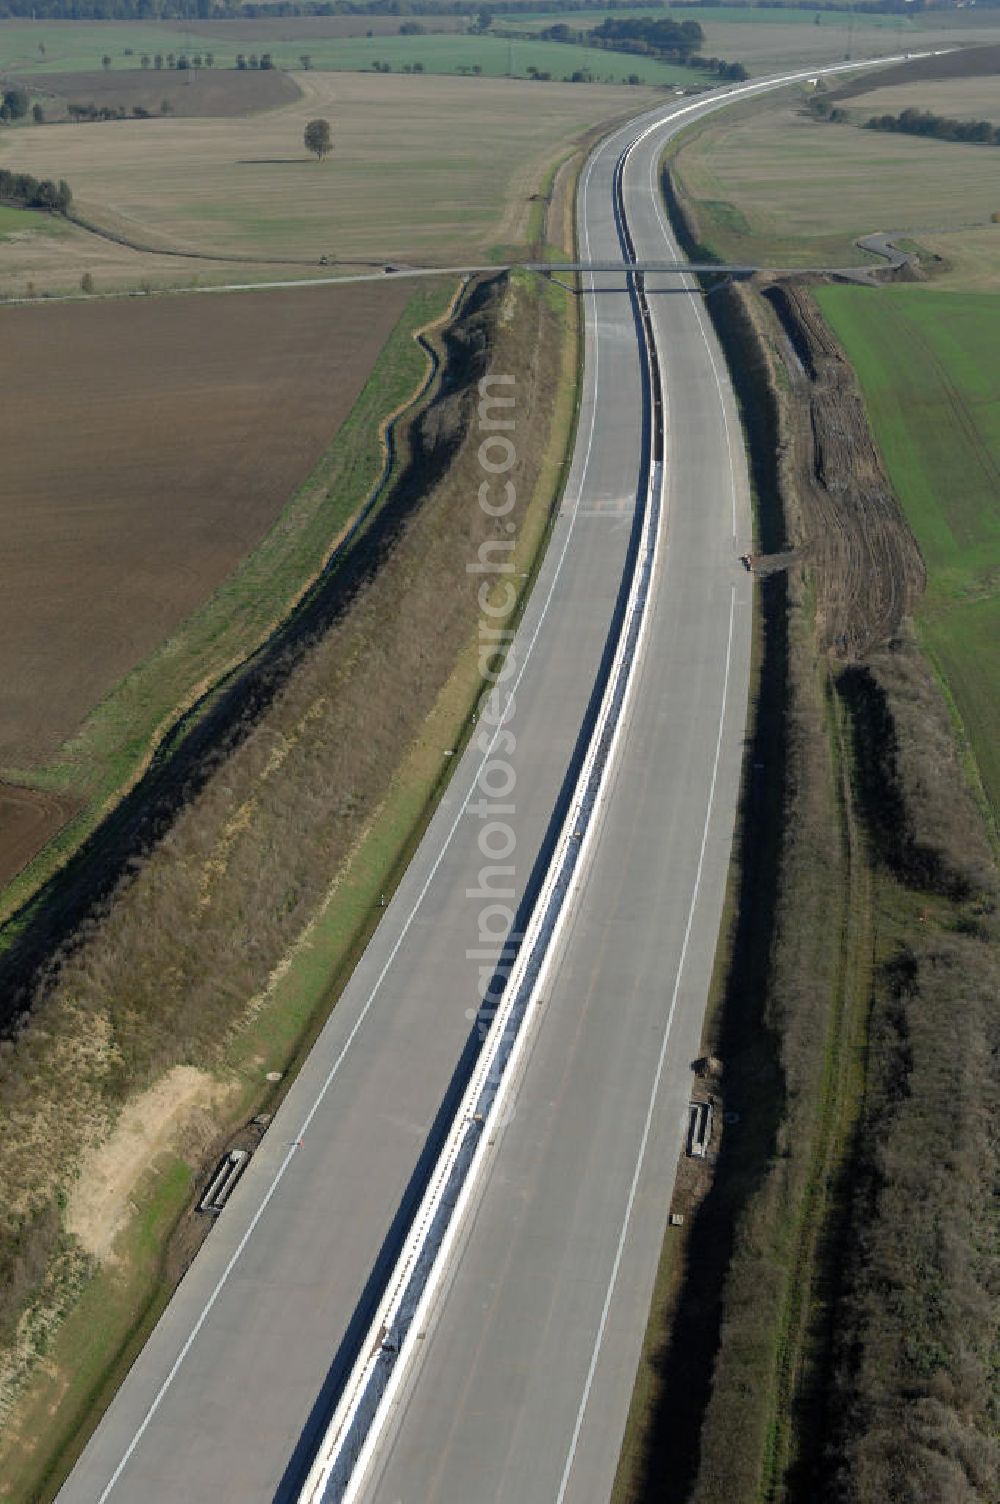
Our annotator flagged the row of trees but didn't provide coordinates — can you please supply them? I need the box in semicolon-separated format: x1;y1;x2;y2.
866;105;1000;146
590;14;705;56
0;168;72;211
134;50;216;68
0;0;986;18
0;0;702;16
68;100;172;118
536;16;748;79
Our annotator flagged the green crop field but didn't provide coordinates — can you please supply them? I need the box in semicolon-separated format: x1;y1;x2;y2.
0;19;694;83
816;286;1000;821
0;202;61;239
251;32;695;82
0;20;209;73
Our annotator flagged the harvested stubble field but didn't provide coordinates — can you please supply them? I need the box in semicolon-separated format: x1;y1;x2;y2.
27;66;301;120
0;72;657;293
501;4;1000;73
0;280;409;775
159;15;469;42
669;81;1000;289
841;76;1000;128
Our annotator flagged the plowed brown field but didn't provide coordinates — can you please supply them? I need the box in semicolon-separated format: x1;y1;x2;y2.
0;784;77;887
30;66;301;119
0;280;409;771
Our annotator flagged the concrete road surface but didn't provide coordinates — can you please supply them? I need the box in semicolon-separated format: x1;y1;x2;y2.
59;63;872;1504
360;101;751;1504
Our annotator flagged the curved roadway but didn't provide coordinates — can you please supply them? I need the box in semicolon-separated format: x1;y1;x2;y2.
58;59;903;1504
357;97;751;1504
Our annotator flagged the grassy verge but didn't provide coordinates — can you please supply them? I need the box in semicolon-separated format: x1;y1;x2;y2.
2;1158;192;1504
0;267;582;1504
813;285;1000;836
0;278;457;928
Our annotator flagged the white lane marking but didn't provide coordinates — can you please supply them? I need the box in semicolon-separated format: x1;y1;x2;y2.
91;150;616;1504
554;585;737;1504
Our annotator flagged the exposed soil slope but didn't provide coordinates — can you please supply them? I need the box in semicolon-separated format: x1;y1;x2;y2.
763;280;925;658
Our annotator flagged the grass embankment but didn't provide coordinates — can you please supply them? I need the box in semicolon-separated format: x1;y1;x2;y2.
0;264;581;1503
615;149;1000;1503
0;279;454;928
814;286;1000;834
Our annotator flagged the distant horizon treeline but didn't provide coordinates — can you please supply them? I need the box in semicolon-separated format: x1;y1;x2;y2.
0;0;988;23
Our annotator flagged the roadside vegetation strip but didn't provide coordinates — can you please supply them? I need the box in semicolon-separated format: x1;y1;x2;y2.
0;278;456;928
814;285;1000;833
0;269;578;1504
616;112;1000;1504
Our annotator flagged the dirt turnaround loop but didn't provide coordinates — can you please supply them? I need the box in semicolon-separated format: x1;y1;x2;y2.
762;281;926;659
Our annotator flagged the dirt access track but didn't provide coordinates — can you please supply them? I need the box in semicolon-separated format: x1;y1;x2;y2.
0;280;409;776
25;66;301;119
761;280;925;657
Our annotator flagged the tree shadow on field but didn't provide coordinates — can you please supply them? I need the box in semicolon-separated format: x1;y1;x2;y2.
235;157;315;165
